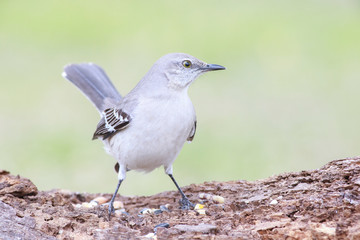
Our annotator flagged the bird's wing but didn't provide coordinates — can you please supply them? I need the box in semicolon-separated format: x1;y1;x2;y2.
93;107;132;140
187;120;197;142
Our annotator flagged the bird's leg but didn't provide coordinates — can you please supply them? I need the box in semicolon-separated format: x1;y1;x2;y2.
108;178;123;219
108;163;127;219
168;174;195;210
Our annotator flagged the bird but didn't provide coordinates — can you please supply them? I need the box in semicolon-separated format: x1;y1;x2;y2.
62;53;225;218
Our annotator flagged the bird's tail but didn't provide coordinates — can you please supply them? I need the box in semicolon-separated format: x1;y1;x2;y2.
62;63;121;112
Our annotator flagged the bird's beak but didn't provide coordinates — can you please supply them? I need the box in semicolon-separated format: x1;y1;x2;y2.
201;64;226;72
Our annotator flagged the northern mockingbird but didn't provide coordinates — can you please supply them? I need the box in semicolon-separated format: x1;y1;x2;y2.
62;53;225;217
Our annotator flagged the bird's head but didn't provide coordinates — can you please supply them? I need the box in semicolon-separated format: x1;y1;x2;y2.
153;53;225;90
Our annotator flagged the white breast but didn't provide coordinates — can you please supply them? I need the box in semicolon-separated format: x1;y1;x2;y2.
103;92;196;173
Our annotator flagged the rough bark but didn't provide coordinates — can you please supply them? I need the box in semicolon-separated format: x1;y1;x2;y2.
0;158;359;239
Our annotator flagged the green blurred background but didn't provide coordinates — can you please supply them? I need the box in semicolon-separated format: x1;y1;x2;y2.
1;0;359;196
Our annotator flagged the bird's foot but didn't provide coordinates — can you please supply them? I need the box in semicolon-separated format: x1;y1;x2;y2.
179;197;195;210
108;203;115;219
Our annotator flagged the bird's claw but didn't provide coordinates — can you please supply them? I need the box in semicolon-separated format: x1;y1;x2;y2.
108;203;115;219
179;197;195;210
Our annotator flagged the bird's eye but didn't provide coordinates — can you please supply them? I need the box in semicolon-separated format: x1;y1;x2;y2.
182;60;192;68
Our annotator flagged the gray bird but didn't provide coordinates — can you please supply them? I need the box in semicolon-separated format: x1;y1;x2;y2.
62;53;225;217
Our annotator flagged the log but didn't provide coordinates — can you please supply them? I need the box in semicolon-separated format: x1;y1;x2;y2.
0;157;359;239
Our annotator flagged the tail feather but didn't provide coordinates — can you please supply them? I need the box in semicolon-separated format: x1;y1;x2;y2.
62;63;121;112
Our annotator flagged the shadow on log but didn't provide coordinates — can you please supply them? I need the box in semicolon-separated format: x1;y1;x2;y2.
1;157;359;239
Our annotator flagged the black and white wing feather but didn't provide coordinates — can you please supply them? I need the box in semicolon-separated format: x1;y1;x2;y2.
93;108;132;140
